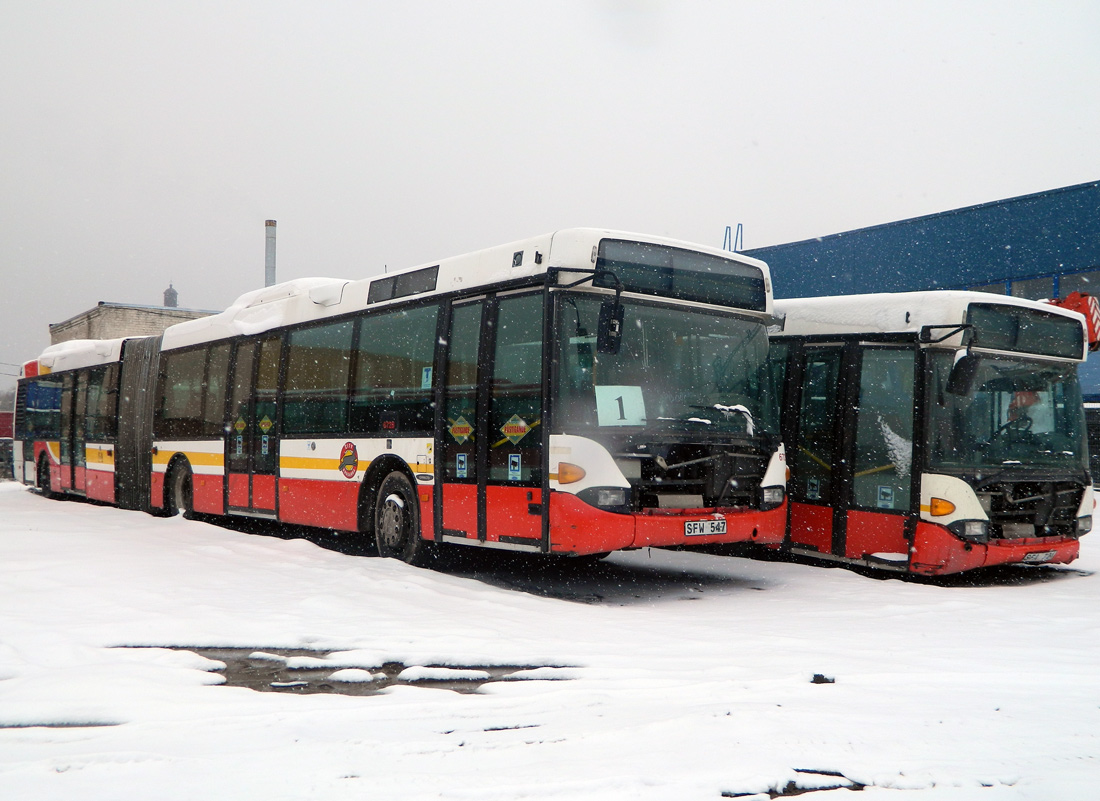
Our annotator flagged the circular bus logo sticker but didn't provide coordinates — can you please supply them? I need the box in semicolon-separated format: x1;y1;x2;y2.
339;442;359;478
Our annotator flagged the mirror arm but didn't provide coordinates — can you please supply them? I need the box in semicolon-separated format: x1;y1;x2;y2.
919;323;975;346
546;266;623;296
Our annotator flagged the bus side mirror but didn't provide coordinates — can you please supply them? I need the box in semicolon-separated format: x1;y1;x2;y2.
947;351;981;396
597;299;624;355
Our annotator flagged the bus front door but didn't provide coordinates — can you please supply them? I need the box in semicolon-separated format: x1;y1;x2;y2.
843;347;916;562
789;345;846;555
438;293;545;550
225;336;282;517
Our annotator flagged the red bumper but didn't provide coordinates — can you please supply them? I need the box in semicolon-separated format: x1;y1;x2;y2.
547;491;787;555
910;521;1080;575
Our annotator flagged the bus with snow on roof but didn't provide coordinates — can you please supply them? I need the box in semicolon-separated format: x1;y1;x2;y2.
768;290;1092;575
15;229;788;564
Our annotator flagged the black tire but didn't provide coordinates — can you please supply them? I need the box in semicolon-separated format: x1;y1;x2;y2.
373;471;430;565
165;462;194;519
37;455;55;500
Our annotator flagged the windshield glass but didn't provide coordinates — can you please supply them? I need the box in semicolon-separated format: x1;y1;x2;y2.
554;293;779;438
926;351;1088;473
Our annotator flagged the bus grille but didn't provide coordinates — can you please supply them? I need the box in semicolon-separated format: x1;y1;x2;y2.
978;481;1085;539
633;443;768;510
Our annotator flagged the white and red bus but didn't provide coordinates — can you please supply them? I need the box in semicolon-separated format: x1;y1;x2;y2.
16;229;788;563
13;336;160;508
770;290;1093;575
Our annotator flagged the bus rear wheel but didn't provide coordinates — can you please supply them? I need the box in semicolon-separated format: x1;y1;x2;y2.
166;463;194;519
374;472;429;565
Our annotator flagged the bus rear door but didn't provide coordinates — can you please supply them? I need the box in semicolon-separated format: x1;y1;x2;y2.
58;371;89;494
225;336;282;517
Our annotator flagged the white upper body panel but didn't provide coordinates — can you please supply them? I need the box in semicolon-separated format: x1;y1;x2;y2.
774;290;1087;360
161;228;772;352
26;338;128;376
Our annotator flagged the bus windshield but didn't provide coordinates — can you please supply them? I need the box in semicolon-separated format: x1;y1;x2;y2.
554;293;779;438
926;351;1088;474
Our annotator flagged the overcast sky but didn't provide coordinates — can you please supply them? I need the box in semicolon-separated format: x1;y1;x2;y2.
2;1;1099;389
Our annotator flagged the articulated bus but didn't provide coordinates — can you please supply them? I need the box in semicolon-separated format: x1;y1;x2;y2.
13;337;159;508
770;290;1092;575
16;229;788;563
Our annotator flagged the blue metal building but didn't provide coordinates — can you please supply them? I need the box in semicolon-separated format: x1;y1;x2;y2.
745;179;1100;394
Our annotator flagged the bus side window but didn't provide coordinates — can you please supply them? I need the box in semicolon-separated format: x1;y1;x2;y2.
156;347;207;439
351;304;439;435
85;364;119;441
283;321;354;435
203;343;231;437
24;378;63;439
853;348;915;510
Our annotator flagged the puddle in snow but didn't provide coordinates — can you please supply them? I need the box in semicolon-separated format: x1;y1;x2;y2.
162;647;575;696
723;768;867;797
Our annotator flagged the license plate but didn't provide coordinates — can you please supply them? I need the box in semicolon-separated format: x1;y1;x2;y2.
685;518;727;537
1022;550;1056;564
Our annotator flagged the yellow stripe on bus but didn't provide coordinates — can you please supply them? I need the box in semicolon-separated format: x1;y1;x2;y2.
86;446;115;465
152;451;225;467
280;456;344;471
280;455;434;474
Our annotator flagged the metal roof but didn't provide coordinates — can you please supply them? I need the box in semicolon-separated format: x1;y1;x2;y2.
745;180;1100;299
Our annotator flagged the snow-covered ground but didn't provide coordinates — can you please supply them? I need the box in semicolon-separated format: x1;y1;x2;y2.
1;482;1097;800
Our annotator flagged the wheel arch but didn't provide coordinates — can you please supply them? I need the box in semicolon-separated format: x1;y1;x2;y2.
356;454;420;535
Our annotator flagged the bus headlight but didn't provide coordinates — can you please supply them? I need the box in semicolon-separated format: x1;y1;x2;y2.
1077;515;1092;536
597;488;626;507
760;485;785;511
576;486;630;514
947;519;989;543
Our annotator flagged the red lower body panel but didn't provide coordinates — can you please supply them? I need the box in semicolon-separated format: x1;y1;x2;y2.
191;475;224;515
441;483;478;540
789;502;833;553
279;478;360;531
227;473;249;509
85;469;115;504
417;486;434;540
252;475;276;512
845;509;908;560
486;485;542;544
150;472;165;509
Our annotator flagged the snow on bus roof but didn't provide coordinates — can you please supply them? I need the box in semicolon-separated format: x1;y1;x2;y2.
162;229;771;351
774;289;1085;340
29;338;128;376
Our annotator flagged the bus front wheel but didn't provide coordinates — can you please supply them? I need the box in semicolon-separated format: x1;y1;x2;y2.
374;472;429;565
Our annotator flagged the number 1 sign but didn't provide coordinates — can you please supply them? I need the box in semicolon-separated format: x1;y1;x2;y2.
594;385;647;427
